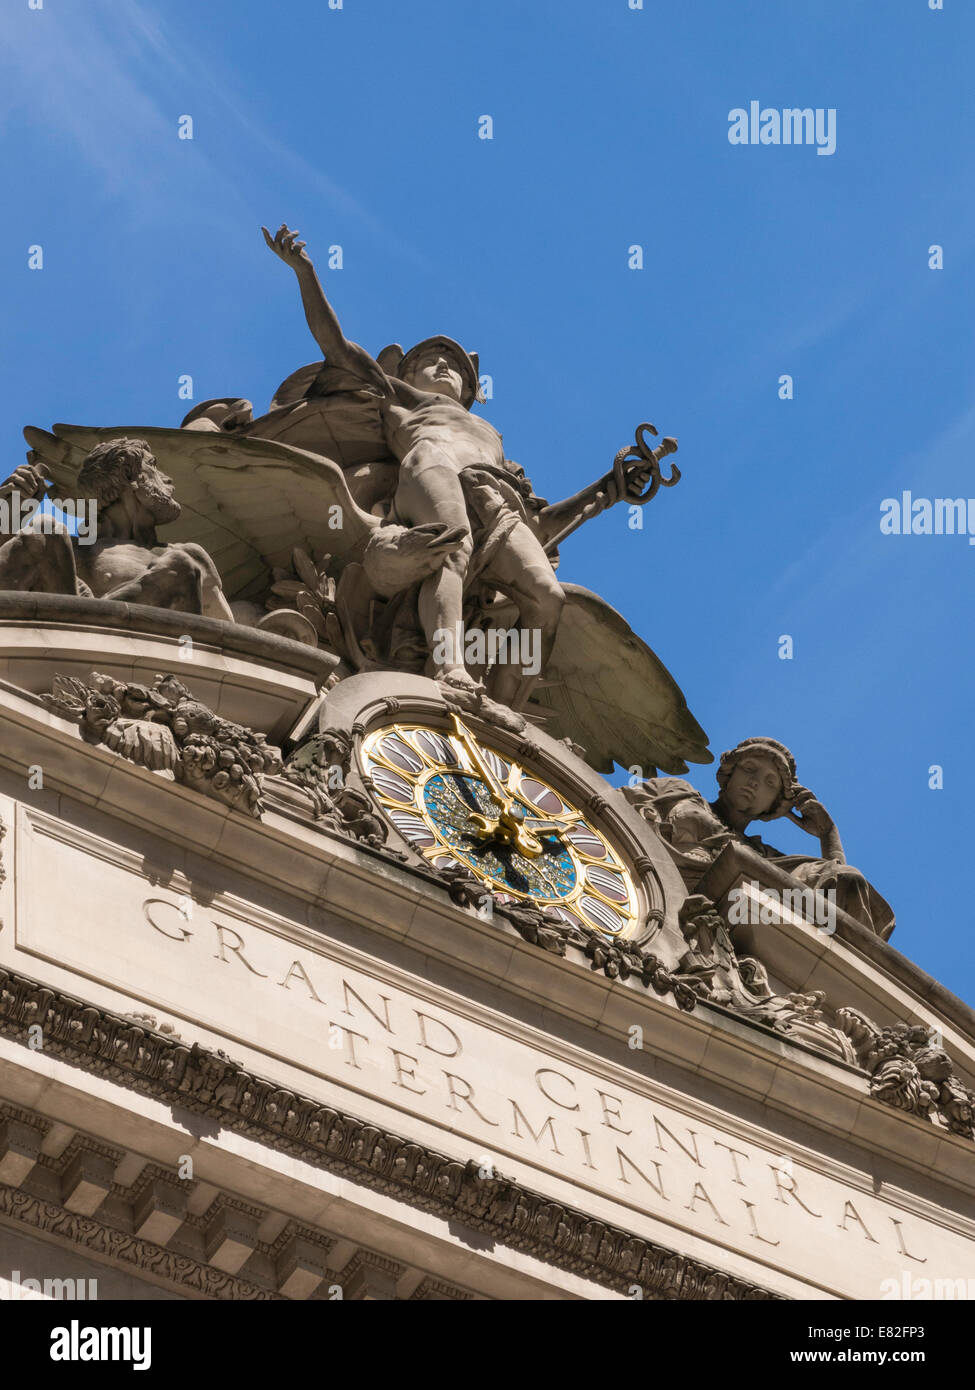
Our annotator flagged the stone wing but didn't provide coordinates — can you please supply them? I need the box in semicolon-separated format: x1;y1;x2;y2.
25;424;379;602
527;584;713;775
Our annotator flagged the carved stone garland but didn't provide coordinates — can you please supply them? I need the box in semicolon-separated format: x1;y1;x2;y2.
42;671;282;818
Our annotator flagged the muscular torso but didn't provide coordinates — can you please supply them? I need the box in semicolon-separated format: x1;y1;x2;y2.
76;541;218;597
383;393;505;473
75;542;163;596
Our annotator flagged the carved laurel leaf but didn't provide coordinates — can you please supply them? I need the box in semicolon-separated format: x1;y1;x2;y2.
295;601;330;638
41;675;92;722
323;612;352;663
292;547;321;592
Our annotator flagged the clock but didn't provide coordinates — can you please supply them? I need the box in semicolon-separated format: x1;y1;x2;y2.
358;715;640;936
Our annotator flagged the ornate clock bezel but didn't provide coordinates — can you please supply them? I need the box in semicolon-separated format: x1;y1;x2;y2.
312;672;688;948
360;715;642;936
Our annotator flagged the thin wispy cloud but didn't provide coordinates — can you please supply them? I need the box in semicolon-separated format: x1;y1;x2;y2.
1;4;182;194
0;0;430;267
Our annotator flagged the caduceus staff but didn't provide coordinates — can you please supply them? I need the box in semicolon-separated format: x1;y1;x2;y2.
542;422;680;555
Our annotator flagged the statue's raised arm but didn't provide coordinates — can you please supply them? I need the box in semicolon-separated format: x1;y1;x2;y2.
261;224;389;396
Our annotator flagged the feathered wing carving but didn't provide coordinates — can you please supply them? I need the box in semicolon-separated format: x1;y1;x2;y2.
24;424;379;601
24;427;710;774
526;584;712;775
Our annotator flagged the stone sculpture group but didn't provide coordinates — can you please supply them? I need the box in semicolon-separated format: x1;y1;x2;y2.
2;221;955;1132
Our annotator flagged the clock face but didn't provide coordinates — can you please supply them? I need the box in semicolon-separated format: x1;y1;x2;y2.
359;717;640;936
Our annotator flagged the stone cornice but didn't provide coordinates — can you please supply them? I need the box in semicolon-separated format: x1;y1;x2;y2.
0;964;782;1301
0;593;340;683
0;1180;277;1301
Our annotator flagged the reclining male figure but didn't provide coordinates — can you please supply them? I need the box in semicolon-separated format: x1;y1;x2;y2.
0;438;233;620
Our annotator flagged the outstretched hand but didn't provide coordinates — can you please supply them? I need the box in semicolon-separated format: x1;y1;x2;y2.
262;223;311;268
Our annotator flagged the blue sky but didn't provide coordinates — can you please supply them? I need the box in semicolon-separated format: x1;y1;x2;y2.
2;0;973;1002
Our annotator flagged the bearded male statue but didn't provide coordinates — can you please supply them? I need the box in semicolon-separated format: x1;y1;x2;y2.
0;437;233;620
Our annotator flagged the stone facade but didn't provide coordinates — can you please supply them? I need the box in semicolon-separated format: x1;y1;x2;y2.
0;615;972;1300
0;231;972;1301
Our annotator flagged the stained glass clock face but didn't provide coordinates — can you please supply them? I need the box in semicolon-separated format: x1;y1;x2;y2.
358;717;640;936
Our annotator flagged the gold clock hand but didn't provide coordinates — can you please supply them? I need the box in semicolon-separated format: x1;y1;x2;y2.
449;715;511;812
448;718;550;858
524;811;584;831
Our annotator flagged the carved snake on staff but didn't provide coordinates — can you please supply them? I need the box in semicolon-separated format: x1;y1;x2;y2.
612;421;680;505
543;422;680;555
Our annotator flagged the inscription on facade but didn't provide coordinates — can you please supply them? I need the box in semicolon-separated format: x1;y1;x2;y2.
135;896;946;1292
9;810;973;1300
